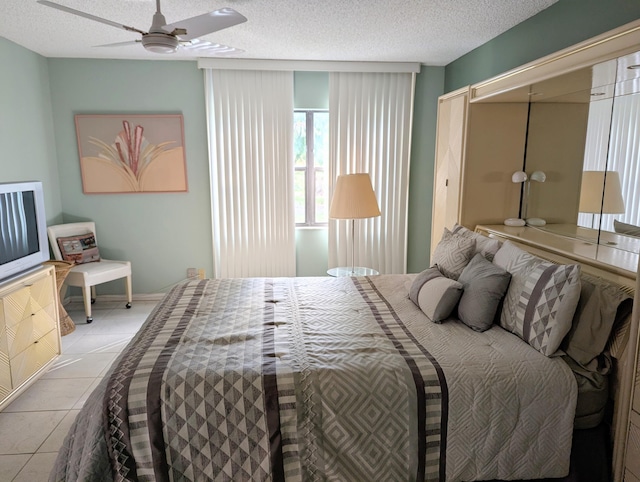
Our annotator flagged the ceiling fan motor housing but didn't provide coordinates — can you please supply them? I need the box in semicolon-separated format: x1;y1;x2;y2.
142;32;178;53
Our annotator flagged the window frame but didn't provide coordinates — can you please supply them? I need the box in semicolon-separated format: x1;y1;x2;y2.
294;109;328;227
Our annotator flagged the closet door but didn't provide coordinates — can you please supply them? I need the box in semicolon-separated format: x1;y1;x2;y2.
431;87;469;257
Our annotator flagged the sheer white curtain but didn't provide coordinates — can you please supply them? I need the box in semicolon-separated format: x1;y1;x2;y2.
328;72;415;274
205;69;295;278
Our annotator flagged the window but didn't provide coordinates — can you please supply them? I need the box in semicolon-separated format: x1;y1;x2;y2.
294;110;329;226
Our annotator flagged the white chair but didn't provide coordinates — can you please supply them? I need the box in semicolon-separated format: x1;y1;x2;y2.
47;222;132;323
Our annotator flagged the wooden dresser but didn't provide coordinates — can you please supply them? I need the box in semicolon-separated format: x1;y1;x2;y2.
0;265;61;411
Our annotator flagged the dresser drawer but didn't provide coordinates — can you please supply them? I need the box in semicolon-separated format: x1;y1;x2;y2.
10;329;59;388
4;302;56;358
0;341;11;400
0;273;55;329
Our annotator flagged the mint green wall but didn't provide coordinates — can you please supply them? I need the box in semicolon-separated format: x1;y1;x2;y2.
293;71;330;276
445;0;640;92
47;59;213;294
407;66;445;273
294;72;329;110
0;38;62;224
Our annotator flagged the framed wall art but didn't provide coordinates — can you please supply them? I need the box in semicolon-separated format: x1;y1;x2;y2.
75;114;188;194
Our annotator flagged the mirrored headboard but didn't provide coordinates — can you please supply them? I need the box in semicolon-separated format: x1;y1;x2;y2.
469;20;640;258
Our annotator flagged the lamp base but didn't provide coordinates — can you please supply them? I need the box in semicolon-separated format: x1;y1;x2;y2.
504;218;526;227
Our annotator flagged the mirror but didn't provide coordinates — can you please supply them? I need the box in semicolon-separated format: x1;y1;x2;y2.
521;50;640;255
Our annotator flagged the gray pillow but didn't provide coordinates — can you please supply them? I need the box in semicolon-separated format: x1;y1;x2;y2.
614;219;640;237
431;228;476;280
451;223;501;261
457;253;512;332
563;272;633;367
410;268;463;323
409;267;441;305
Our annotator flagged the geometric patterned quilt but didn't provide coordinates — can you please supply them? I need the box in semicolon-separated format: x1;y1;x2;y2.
50;274;577;482
87;276;446;482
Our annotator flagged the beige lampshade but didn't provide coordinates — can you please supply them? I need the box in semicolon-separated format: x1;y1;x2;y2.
329;173;381;219
578;171;625;214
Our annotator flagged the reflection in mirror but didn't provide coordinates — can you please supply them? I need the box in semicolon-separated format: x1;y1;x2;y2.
527;50;640;255
580;51;640;253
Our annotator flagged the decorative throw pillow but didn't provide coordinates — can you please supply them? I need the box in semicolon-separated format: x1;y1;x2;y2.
451;223;501;261
409;266;441;305
456;253;512;332
431;228;476;280
614;219;640;237
496;247;581;356
57;233;100;264
410;267;463;323
493;240;541;327
562;272;633;368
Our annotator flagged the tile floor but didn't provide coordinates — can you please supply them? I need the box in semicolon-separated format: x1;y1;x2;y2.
0;298;158;481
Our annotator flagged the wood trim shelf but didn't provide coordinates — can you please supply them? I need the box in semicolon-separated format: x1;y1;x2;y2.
475;224;637;284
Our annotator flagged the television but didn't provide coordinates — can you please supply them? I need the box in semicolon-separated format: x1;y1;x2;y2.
0;181;49;283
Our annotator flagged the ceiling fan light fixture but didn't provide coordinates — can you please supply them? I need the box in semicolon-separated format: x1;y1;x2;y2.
142;33;179;53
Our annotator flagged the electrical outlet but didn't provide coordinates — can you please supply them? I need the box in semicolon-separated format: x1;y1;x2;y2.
198;269;205;280
187;268;197;279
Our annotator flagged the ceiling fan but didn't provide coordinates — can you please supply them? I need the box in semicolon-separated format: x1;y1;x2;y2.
36;0;247;55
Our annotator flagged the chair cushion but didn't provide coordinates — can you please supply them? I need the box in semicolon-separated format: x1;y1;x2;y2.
57;233;101;264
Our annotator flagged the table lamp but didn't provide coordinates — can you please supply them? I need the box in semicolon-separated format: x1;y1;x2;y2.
579;171;625;228
329;173;381;275
505;171;527;226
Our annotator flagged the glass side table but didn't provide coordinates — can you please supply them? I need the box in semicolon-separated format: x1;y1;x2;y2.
327;267;379;277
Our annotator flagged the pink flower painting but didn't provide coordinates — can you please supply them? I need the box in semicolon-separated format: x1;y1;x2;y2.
75;114;188;194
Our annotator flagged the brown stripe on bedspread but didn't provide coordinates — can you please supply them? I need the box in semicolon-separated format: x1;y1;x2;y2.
103;281;206;482
354;277;449;482
263;280;285;480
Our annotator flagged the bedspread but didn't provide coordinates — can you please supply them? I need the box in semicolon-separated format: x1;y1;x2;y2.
51;275;577;482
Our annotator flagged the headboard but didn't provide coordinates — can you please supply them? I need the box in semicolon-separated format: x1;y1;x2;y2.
475;224;639;480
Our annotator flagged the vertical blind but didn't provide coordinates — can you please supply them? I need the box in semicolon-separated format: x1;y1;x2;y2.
205;69;296;278
328;72;415;274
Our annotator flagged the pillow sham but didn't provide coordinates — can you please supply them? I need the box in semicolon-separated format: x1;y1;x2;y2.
456;253;511;332
57;233;100;264
563;272;633;368
451;223;501;261
410;267;463;323
613;219;640;237
431;228;476;280
494;240;581;356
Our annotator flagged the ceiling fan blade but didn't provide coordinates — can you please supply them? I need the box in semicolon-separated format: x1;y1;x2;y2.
163;8;247;41
37;0;147;35
181;39;244;55
94;40;140;48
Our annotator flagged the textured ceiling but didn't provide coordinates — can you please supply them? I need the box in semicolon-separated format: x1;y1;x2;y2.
1;0;558;65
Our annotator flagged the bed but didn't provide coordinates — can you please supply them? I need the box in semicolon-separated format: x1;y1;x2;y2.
50;228;634;482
